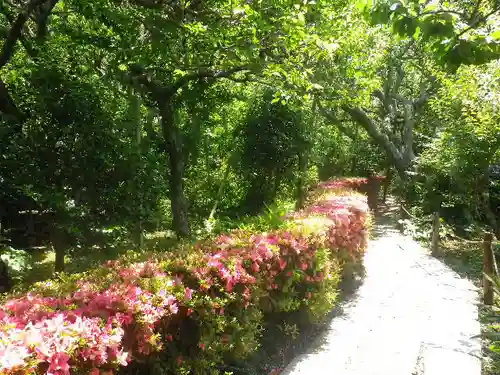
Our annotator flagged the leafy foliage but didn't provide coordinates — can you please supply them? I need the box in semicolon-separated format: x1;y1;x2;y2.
360;0;500;70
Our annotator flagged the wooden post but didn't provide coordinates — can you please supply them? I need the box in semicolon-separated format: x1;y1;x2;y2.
431;211;440;256
483;232;494;306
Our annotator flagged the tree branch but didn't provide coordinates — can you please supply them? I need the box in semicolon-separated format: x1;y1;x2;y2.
420;10;467;18
392;65;404;96
0;0;48;69
317;101;356;140
0;76;24;121
171;65;255;92
373;89;391;114
35;0;60;41
131;0;170;9
0;3;37;59
401;104;415;164
456;5;500;39
342;105;409;175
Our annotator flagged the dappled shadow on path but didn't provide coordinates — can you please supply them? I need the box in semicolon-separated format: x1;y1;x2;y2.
226;272;365;375
278;201;396;363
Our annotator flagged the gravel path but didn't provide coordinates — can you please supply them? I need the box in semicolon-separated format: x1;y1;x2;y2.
282;202;481;375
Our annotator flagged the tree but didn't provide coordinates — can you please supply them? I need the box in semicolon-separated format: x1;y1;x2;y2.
314;24;437;178
360;0;500;69
417;61;500;236
0;0;344;238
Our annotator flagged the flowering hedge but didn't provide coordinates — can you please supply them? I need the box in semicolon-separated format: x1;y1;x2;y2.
316;176;385;191
316;176;386;212
0;181;371;375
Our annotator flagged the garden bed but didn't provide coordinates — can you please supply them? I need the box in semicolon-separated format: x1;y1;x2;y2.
0;178;372;375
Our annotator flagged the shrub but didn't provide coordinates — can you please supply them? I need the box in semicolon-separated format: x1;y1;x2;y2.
315;176;385;191
0;180;371;375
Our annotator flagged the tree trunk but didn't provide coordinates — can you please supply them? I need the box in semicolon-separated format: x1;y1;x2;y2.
342;105;410;179
479;172;500;239
0;258;12;293
51;226;66;272
295;152;308;210
54;244;65;272
208;162;231;221
160;101;190;237
129;89;144;247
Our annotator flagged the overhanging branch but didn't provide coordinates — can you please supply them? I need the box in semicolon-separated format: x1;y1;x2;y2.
0;0;49;69
171;65;255;92
342;104;409;174
317;100;356;140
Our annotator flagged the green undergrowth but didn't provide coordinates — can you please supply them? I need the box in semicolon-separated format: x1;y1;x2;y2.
3;200;296;294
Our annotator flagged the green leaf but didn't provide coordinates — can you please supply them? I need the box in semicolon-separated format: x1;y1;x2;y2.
356;0;372;11
393;16;417;37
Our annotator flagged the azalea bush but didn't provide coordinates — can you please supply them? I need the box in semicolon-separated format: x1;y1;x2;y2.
316;176;386;191
0;180;371;375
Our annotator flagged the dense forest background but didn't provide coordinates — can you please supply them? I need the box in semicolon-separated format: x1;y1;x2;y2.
0;0;499;287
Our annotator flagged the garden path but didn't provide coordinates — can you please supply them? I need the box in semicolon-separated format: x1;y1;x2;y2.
282;199;481;375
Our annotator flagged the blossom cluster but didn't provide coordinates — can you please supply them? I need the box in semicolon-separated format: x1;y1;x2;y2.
0;180;371;375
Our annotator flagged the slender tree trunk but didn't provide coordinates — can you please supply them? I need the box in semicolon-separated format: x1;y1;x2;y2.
0;258;12;293
54;245;64;272
479;172;500;239
129;90;143;247
160;101;190;237
208;162;231;221
273;168;282;199
51;226;65;272
295;152;308;210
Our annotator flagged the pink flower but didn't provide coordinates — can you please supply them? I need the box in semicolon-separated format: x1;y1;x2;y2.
184;288;193;300
47;352;71;375
169;303;179;314
114;350;129;366
279;258;287;271
251;262;260;273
